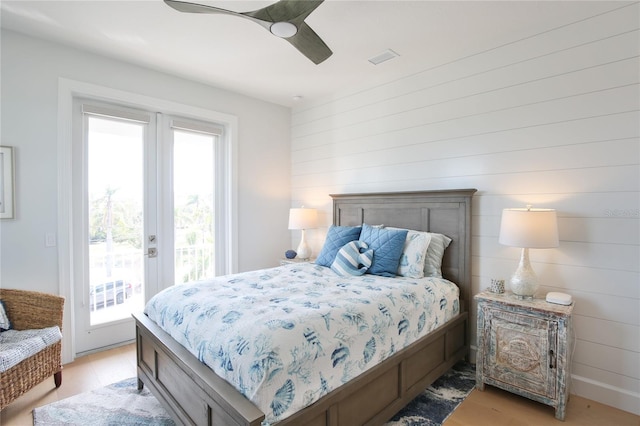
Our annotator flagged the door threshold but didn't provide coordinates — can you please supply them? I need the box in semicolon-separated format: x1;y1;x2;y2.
75;338;136;359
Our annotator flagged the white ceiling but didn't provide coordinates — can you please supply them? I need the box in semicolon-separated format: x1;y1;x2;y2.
0;1;620;107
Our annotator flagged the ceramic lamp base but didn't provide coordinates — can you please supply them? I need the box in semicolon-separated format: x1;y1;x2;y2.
296;229;311;260
510;247;538;299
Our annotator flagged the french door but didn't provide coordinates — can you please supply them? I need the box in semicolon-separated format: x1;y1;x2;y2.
72;99;222;354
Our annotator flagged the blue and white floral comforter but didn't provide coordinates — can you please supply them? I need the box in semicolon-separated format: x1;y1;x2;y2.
144;263;459;424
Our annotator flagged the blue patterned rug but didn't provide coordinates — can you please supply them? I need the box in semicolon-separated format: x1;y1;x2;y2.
385;361;476;426
34;361;475;425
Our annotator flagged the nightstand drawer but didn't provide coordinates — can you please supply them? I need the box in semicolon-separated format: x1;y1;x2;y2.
483;307;557;399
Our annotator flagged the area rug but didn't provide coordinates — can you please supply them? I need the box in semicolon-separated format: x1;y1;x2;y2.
34;361;475;426
385;361;476;426
33;378;174;425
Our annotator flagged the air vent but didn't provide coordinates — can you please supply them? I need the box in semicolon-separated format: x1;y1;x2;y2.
368;49;400;65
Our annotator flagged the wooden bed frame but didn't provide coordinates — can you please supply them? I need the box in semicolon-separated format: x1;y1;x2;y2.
133;188;476;426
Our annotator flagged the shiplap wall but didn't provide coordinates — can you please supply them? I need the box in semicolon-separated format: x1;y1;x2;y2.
289;3;639;415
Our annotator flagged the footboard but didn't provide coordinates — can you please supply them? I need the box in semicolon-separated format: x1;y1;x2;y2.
134;311;468;426
134;312;265;426
278;312;468;426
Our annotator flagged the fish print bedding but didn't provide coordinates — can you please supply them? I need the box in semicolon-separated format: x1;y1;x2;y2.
144;262;460;424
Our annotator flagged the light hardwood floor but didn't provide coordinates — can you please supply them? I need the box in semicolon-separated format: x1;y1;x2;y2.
1;343;638;426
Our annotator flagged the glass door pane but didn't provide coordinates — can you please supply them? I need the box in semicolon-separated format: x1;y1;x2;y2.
173;130;215;284
87;116;145;325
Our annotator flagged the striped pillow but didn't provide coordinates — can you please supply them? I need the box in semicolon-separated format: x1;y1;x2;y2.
423;233;452;278
331;241;374;276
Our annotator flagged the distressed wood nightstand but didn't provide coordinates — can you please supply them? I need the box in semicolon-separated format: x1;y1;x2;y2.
279;257;315;266
475;291;574;420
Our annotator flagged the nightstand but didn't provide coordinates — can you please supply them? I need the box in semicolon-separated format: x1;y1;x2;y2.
475;291;573;420
280;258;315;266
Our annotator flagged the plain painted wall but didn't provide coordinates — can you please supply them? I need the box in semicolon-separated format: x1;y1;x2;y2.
289;3;639;415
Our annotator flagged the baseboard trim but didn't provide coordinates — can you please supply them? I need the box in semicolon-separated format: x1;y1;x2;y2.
571;374;640;416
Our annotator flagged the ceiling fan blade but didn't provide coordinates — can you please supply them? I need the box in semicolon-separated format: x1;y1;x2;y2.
164;0;240;18
164;0;332;64
245;0;324;23
286;21;332;64
165;0;273;32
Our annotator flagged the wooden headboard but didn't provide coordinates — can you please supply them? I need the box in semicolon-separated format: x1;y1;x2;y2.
331;189;477;310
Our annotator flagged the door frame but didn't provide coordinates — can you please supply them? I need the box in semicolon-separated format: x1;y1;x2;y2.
57;78;238;363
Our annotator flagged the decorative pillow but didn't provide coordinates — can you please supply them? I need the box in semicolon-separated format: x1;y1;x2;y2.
0;300;11;332
393;229;432;278
331;241;374;276
423;233;452;278
316;226;362;267
358;224;408;277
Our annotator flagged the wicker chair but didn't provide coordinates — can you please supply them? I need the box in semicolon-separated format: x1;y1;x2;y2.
0;289;64;410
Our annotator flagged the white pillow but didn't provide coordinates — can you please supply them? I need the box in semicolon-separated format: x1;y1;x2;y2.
384;227;432;279
0;300;11;331
423;233;452;278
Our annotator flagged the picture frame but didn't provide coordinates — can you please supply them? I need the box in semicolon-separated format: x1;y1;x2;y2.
0;146;15;219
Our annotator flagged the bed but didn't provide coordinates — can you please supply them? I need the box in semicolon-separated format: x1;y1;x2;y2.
133;188;476;426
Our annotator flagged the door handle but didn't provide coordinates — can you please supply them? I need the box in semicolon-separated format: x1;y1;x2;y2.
146;248;157;258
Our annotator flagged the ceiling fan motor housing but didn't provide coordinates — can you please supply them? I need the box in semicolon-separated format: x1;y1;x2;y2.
270;21;298;38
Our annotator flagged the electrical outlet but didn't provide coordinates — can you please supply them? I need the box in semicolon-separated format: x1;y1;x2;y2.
45;233;57;247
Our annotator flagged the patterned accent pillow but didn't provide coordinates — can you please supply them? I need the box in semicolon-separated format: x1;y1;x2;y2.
316;226;362;267
359;224;408;277
331;241;374;276
0;300;11;332
394;229;432;278
423;233;452;278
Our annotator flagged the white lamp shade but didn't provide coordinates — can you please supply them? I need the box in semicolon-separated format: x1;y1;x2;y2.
288;208;318;230
499;208;559;249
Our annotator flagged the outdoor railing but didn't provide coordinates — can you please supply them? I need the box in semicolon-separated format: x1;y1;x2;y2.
89;244;214;286
175;245;214;283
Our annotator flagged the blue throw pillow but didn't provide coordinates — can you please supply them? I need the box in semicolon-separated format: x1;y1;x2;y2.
331;241;374;276
359;223;408;277
316;225;362;267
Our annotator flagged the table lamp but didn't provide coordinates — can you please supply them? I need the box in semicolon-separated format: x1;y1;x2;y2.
499;205;559;299
288;207;318;260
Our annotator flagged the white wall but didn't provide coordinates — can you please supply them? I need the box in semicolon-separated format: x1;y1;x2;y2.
290;3;639;415
0;29;292;347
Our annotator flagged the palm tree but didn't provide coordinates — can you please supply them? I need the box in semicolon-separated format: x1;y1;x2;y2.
90;187;143;277
90;187;117;277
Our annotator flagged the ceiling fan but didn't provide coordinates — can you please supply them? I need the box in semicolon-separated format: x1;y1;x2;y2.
164;0;333;64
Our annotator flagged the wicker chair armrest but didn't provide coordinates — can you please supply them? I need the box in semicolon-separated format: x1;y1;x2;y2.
0;289;64;331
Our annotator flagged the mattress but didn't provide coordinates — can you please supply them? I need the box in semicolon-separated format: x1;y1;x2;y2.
144;262;459;424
